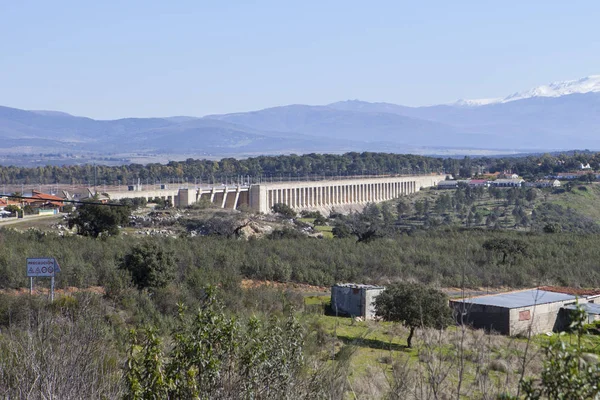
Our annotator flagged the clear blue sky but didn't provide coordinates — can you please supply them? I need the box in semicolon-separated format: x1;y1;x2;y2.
1;1;599;119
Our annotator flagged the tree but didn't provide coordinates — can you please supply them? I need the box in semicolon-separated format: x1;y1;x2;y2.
543;222;562;234
272;203;296;218
396;199;410;216
333;204;389;243
482;238;528;264
8;192;22;201
120;242;176;290
474;212;484;225
23;204;35;215
3;204;20;217
565;182;573;192
374;283;452;348
332;221;353;238
118;197;147;210
67;200;131;238
313;213;327;226
151;196;166;208
381;203;395;225
414;200;425;216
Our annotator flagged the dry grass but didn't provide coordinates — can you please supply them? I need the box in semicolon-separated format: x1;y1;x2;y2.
309;313;548;399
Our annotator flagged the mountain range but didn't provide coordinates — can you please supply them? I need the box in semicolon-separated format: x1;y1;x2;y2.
2;75;600;160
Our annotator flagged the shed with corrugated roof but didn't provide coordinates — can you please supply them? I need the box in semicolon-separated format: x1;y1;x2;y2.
451;287;600;336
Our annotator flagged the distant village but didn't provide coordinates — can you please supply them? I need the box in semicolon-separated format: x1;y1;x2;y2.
0;190;65;218
437;162;599;190
0;188;104;219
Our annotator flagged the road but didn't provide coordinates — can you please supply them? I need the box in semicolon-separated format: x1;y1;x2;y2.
0;214;62;227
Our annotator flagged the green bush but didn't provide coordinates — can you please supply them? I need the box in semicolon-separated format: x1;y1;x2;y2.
272;203;296;218
124;288;323;399
119;242;176;290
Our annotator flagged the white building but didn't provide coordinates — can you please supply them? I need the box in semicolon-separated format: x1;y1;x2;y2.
331;283;385;320
491;178;524;188
525;179;561;188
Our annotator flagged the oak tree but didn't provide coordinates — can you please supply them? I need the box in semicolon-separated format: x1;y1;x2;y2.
375;282;452;348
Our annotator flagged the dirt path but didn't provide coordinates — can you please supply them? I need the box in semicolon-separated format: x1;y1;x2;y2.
0;286;105;297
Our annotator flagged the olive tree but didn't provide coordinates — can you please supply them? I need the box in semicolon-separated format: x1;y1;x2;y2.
375;282;452;348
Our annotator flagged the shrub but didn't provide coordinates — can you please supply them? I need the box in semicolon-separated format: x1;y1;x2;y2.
489;359;509;373
119;242;176;290
272;203;296;218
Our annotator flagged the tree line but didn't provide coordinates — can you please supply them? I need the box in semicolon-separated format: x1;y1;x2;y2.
3;150;600;185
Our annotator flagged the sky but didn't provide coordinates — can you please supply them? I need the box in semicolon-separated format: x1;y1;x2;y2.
1;0;599;119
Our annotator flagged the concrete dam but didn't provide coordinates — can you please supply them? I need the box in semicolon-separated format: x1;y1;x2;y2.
104;175;446;213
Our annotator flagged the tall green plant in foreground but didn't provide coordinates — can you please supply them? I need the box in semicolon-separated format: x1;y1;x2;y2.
124;288;322;400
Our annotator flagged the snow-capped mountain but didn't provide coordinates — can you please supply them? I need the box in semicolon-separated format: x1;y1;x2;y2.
456;75;600;106
4;73;600;158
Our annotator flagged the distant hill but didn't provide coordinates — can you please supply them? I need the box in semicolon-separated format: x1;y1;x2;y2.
2;74;600;159
0;105;379;156
326;94;600;149
204;104;479;146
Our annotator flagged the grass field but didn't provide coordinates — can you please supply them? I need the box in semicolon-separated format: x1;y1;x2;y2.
548;183;600;222
303;295;600;398
298;217;334;238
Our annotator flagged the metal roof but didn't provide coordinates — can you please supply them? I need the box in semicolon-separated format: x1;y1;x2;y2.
563;303;600;315
453;289;576;309
494;178;524;183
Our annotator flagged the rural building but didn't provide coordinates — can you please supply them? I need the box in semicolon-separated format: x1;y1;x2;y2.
331;283;385;320
450;287;600;336
491;178;524;188
525;179;561;188
0;197;20;210
23;191;65;212
82;189;110;203
0;197;20;217
552;171;600;180
468;179;489;187
437;181;458;189
563;303;600;324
